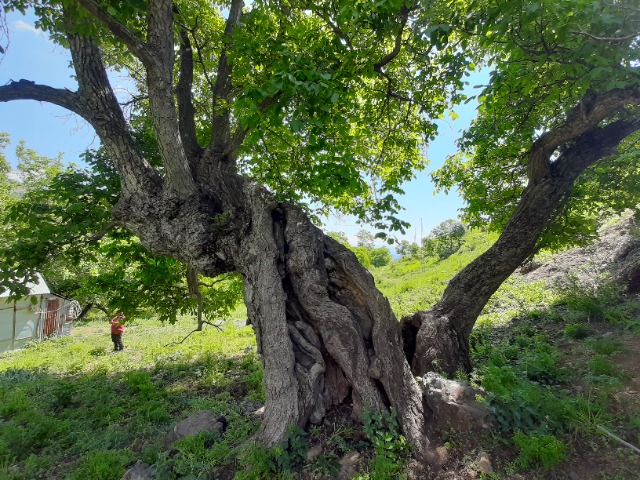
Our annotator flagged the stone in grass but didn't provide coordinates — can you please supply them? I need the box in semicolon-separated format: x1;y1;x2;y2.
477;451;493;474
338;452;360;480
306;443;323;461
164;410;227;449
420;372;493;432
121;462;154;480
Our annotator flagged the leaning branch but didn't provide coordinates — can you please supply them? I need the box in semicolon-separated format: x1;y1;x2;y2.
527;88;640;182
208;0;244;156
0;80;86;118
373;5;411;73
554;117;640;180
177;28;203;159
76;0;152;66
164;320;223;347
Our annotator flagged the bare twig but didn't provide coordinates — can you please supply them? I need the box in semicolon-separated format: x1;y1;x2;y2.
597;425;640;455
86;222;117;243
164;266;224;346
164;321;223;347
198;274;231;288
571;30;639;42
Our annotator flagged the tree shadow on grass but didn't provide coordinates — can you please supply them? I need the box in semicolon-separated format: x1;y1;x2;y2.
0;350;263;480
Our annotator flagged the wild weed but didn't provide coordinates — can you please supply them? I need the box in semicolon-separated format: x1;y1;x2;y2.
67;450;133;480
512;432;566;470
362;408;410;478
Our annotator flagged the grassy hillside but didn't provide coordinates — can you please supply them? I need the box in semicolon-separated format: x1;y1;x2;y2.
1;226;639;479
375;229;498;317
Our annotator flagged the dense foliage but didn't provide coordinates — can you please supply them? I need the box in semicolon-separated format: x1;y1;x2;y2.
0;138;242;321
431;0;640;250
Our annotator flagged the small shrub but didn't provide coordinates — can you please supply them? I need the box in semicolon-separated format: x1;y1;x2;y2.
513;432;566;470
363;408;409;478
564;323;591;340
236;426;307;479
275;426;308;472
310;451;340;477
171;432;219;478
481;368;543;432
587;356;623;377
236;444;286;480
588;339;622;355
123;371;157;400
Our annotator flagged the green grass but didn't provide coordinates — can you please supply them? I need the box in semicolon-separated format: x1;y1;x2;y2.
375;229;498;317
0;317;262;480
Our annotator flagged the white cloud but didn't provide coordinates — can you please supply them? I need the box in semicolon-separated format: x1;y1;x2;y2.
13;20;42;37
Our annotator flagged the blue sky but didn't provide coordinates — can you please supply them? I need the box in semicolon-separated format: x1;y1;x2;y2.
0;10;484;244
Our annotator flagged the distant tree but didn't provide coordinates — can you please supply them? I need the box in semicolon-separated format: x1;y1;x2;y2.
355;229;375;249
420;237;437;258
424;220;466;259
0;133;14;211
370;247;392;267
14;140;64;192
397;240;420;260
327;231;350;246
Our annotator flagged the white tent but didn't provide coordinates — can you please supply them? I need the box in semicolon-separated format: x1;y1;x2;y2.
0;274;78;352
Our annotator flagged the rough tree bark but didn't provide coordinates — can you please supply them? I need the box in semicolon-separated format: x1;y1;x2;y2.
404;91;640;376
0;0;437;461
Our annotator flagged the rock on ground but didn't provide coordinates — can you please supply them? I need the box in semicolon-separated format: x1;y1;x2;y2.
164;410;227;449
420;372;493;432
121;462;154;480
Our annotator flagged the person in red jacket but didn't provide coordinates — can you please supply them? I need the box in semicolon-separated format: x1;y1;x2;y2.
110;313;125;351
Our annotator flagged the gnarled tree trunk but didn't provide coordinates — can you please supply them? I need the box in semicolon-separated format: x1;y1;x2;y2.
0;2;439;458
238;185;432;458
113;175;435;459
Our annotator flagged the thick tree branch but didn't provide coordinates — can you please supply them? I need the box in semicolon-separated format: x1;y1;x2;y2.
177;29;203;161
142;0;196;195
66;28;161;193
527;88;640;182
76;0;152;66
208;0;244;164
0;80;85;117
373;5;411;73
147;0;174;72
554;117;640;181
72;1;192;194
